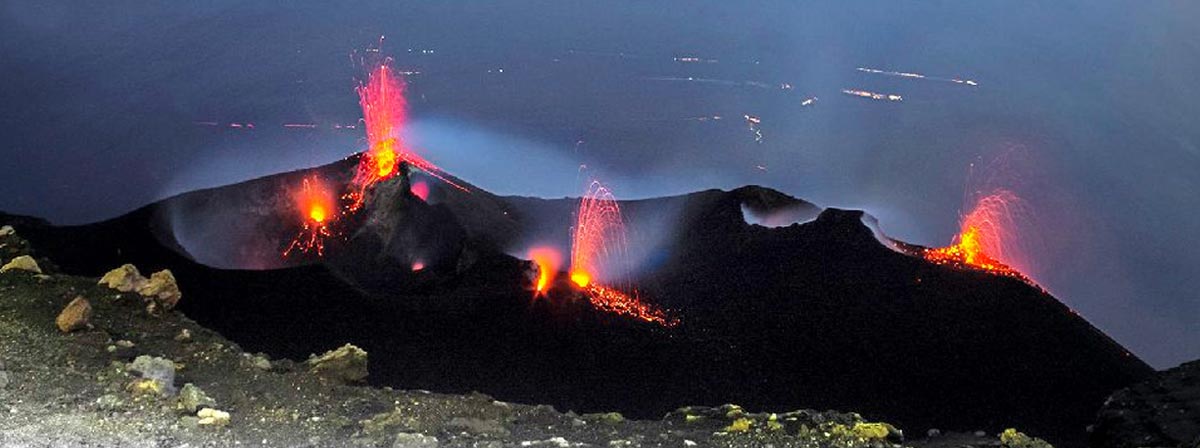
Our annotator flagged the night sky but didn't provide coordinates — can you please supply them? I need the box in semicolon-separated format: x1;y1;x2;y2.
1;1;1196;368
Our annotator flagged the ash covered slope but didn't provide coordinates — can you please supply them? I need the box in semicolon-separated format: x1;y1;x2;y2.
0;158;1151;447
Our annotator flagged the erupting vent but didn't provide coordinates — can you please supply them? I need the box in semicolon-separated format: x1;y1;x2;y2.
923;190;1032;282
569;181;677;327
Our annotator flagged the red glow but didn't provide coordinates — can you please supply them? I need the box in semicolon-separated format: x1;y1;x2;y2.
411;261;425;272
284;176;337;257
527;246;563;296
569;181;676;326
410;180;430;201
924;189;1031;281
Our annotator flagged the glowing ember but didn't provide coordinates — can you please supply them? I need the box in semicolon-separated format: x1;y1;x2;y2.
924;190;1030;280
411;261;425;272
582;284;677;327
284;176;337;257
527;246;563;296
569;181;676;326
347;62;467;211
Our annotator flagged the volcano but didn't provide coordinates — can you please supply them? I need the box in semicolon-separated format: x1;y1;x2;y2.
0;156;1151;447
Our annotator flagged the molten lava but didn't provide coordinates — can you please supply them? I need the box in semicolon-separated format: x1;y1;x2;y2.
568;181;676;326
284;176;337;257
924;190;1030;280
346;62;467;211
527;246;563;296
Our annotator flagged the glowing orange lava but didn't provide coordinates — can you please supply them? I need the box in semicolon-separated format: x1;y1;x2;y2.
527;246;563;296
568;181;676;326
346;62;467;211
924;190;1030;280
284;176;337;257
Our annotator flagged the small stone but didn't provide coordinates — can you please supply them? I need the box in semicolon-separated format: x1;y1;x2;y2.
176;383;216;414
174;329;192;342
115;340;135;348
197;408;231;426
1;255;41;274
975;430;988;437
128;355;176;394
307;344;368;383
446;417;510;438
55;296;92;332
927;428;941;438
136;269;182;311
0;225;14;236
393;432;439;448
95;394;123;411
0;371;10;389
180;416;200;429
583;412;625;425
99;264;147;292
243;353;271;371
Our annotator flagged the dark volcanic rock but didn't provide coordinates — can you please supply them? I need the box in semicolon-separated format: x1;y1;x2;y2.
1091;360;1200;448
0;156;1153;447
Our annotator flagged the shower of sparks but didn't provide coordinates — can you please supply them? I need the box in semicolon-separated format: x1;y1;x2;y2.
569;181;677;326
346;61;468;211
923;189;1033;283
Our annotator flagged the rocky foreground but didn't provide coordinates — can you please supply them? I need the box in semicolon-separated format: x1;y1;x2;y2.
0;225;1056;448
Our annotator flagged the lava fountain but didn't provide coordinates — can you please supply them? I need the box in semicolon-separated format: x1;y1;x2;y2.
924;189;1033;281
569;181;676;326
283;175;337;257
347;62;466;211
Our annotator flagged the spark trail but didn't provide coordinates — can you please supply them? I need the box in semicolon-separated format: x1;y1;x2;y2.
842;89;903;102
857;67;978;86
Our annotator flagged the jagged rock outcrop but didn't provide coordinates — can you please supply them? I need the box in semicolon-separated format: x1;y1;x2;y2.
1091;360;1200;448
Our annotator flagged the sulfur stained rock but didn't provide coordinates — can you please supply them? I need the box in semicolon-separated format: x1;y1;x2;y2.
137;269;182;311
128;355;177;395
98;264;147;292
197;407;231;426
1;255;41;274
307;344;369;383
55;296;92;332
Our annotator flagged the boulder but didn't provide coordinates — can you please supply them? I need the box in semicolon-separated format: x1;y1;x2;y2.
55;296;92;332
137;269;182;311
307;344;368;383
1;255;41;274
